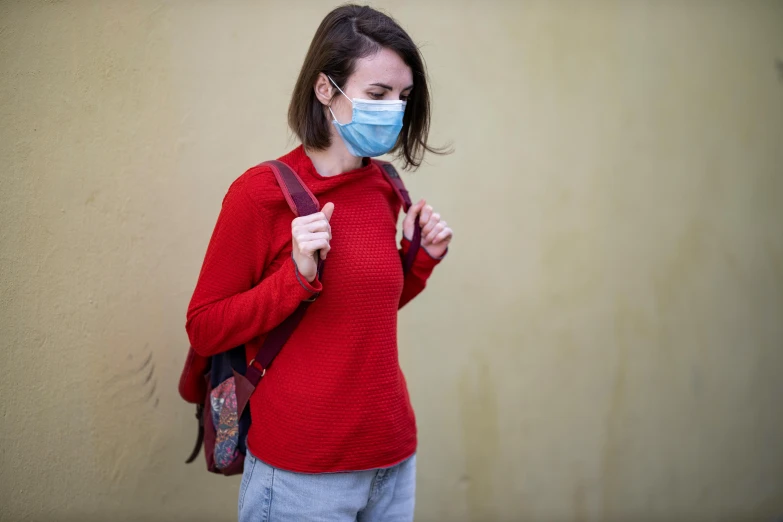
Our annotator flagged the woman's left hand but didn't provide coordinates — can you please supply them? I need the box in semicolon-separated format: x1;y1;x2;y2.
403;199;453;259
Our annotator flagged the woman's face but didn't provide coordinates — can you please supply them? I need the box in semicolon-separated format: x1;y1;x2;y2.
327;47;413;125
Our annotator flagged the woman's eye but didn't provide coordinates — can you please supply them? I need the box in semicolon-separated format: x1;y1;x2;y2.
400;95;409;102
369;92;384;99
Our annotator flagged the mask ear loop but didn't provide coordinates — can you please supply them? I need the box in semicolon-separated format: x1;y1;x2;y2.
327;75;353;125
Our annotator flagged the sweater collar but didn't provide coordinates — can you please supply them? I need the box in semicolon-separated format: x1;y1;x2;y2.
283;145;376;182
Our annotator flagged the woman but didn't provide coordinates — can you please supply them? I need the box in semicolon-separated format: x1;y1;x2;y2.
186;5;452;521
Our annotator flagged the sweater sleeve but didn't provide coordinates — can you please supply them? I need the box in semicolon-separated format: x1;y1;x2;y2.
398;237;445;309
186;180;322;356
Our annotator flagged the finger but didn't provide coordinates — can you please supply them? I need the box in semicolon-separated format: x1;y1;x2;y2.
422;212;440;238
418;205;433;228
322;202;335;222
294;212;327;226
300;239;330;257
432;227;452;245
295;232;331;245
425;221;445;244
403;199;426;230
294;221;332;236
319;241;331;259
293;229;328;247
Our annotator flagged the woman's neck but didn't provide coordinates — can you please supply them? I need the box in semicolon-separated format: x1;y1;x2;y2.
305;134;363;177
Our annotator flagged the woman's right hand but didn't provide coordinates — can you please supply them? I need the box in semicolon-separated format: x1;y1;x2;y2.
291;202;334;282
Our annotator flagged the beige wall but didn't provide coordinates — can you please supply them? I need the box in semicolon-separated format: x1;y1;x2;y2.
2;1;782;521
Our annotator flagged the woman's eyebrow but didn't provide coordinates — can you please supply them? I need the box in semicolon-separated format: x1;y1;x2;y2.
370;82;414;91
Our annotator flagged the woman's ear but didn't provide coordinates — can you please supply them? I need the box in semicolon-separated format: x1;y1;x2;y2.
314;73;334;106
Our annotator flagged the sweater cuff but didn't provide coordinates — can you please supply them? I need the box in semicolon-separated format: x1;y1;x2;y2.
287;255;323;298
401;237;446;270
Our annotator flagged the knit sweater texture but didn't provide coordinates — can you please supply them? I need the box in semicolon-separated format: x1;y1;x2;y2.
186;146;442;472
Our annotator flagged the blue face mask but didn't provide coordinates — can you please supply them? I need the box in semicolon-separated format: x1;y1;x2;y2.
328;76;406;158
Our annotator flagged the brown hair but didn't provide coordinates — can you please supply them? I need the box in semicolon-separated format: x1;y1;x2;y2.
288;4;447;169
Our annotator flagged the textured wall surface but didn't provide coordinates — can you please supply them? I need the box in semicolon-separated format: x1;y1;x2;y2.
1;1;782;521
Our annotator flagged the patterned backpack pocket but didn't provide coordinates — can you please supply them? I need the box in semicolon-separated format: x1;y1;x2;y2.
210;377;240;469
199;348;250;476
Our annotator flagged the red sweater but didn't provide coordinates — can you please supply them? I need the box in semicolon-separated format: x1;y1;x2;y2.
186;146;443;473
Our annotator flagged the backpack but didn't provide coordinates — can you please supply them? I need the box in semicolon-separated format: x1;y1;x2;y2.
178;159;422;476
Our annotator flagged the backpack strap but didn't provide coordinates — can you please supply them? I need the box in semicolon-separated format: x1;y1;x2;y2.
372;160;422;275
234;160;322;416
266;160;320;216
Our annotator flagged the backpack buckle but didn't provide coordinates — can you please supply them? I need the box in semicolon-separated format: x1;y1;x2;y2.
247;358;266;378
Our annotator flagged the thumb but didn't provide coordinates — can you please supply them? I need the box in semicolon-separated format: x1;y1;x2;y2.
402;199;427;238
322;202;335;222
403;199;426;231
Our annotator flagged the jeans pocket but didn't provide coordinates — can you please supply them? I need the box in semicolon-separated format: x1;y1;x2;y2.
238;451;257;514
